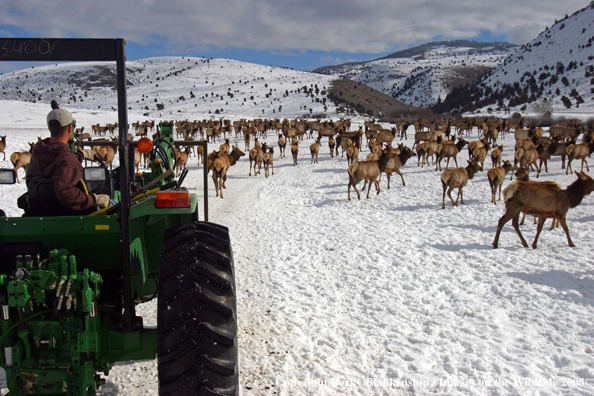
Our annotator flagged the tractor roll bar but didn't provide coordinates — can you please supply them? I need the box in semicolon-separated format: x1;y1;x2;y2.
0;38;137;332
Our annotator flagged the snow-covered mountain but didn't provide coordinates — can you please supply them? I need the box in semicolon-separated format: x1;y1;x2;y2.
437;3;594;115
314;41;518;108
0;57;341;120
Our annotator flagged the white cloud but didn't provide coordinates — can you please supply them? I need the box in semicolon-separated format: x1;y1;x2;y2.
0;0;587;55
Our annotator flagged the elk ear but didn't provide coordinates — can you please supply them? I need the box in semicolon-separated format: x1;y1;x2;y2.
575;171;585;179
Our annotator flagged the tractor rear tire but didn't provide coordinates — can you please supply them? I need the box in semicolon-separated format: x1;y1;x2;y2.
158;221;238;396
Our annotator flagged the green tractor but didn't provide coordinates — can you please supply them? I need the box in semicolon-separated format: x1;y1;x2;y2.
0;38;238;395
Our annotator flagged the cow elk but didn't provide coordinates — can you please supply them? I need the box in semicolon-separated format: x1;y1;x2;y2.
263;147;274;178
441;161;482;209
0;135;6;160
310;137;321;164
291;139;299;165
491;145;503;168
566;142;593;175
212;146;245;198
10;142;35;183
493;171;594;249
347;151;396;200
277;133;286;158
437;137;468;171
487;160;513;204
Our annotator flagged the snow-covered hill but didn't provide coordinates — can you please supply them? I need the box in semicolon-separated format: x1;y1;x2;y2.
439;3;594;115
0;57;340;121
314;41;518;108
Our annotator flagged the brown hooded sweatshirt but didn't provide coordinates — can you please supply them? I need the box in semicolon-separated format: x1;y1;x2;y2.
26;139;96;211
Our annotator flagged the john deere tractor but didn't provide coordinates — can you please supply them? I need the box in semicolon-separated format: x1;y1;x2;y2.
0;38;238;395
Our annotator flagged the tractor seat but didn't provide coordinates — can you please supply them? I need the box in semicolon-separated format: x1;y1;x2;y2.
18;177;96;217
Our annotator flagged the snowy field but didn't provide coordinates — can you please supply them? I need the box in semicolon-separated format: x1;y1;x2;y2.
1;103;594;396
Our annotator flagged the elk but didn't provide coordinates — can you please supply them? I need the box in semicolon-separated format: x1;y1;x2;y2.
441;161;482;209
487;160;513;204
485;126;499;145
339;138;353;158
491;145;503;168
565;142;593;175
471;142;490;170
195;145;204;166
244;132;251;151
493;171;594;249
93;138;118;171
277;133;286;158
535;142;555;177
375;128;397;146
249;142;266;176
416;141;429;167
0;135;6;160
263;147;274;178
291;139;299;165
424;140;441;167
174;146;191;177
382;145;416;189
346;143;359;165
212;146;245;198
515;167;558;229
413;131;432;148
514;147;538;175
436;137;468;171
347;150;396;200
328;136;336;158
10;142;35;183
219;138;230;155
468;138;487;160
310;137;321;164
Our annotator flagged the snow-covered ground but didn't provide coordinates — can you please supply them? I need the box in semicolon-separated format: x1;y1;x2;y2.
1;103;594;396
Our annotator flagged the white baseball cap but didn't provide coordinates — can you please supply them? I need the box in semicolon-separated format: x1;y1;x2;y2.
47;108;75;127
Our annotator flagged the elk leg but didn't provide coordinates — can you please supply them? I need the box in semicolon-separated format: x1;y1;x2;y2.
374;179;381;196
532;217;547;249
396;169;405;186
458;188;464;205
511;215;529;247
447;186;457;207
366;178;375;199
442;183;447;209
493;210;515;248
212;174;219;197
558;216;575;247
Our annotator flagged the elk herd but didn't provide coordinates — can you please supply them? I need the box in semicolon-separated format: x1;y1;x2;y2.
2;114;593;249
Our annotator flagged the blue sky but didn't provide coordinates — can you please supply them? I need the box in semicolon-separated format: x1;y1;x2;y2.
0;0;588;73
